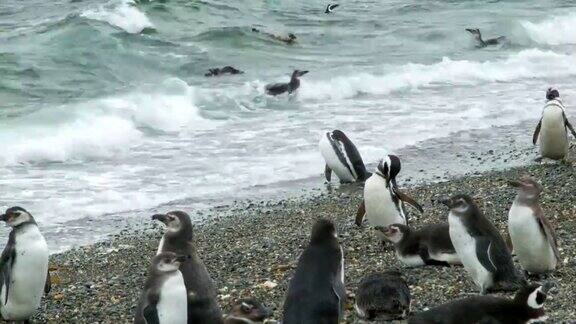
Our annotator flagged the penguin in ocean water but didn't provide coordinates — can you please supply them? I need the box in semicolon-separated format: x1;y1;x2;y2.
355;271;411;321
356;156;423;240
224;298;272;324
319;130;371;183
408;282;554;324
205;66;244;77
440;194;522;294
0;207;50;322
325;4;339;13
376;223;460;267
282;219;346;324
265;70;308;96
135;252;189;324
508;178;560;275
533;88;576;161
152;211;223;323
465;28;506;48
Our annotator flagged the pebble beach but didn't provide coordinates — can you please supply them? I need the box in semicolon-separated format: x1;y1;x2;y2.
33;153;576;323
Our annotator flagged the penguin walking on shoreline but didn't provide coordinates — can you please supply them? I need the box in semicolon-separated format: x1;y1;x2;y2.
533;88;576;161
441;195;522;294
152;211;223;323
508;178;560;275
408;282;554;324
319;130;371;183
135;252;189;324
265;70;308;96
0;207;50;322
355;271;411;321
282;219;346;324
376;223;460;267
356;156;423;240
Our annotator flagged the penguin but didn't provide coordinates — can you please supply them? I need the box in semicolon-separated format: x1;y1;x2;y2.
408;282;554;324
356;156;423;240
318;130;371;183
205;66;244;77
282;219;346;324
375;223;461;267
355;271;411;321
252;28;297;45
265;70;308;96
152;211;223;323
533;88;576;161
440;194;522;294
224;298;272;324
325;4;339;13
0;207;50;322
135;252;189;324
465;28;506;48
508;178;560;275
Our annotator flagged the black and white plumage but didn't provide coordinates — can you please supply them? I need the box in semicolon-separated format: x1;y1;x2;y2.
465;28;506;48
319;130;371;183
355;271;410;321
441;194;522;294
409;282;553;324
325;4;339;14
376;223;460;267
265;70;308;96
508;178;560;275
152;211;223;323
0;207;50;322
205;66;244;77
224;298;272;324
356;156;423;240
282;219;346;324
533;88;576;161
134;252;189;324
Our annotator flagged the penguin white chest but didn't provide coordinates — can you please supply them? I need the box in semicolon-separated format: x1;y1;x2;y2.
319;135;356;182
1;226;49;320
508;204;556;273
539;106;568;159
157;271;188;324
364;176;405;232
448;214;493;292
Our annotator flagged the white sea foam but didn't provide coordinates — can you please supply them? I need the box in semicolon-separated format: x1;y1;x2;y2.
299;49;576;101
521;13;576;45
81;0;154;34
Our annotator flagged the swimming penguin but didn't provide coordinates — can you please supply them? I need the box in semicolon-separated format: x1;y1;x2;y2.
282;219;346;324
0;207;50;322
225;298;272;324
408;282;554;324
152;211;223;323
205;66;244;77
319;130;372;183
265;70;308;96
355;271;411;321
441;194;522;294
508;178;560;275
375;223;461;267
325;4;339;13
135;252;189;324
533;88;576;161
356;156;423;240
252;28;297;45
465;28;506;48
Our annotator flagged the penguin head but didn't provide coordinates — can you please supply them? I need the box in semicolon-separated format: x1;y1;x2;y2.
0;206;34;227
375;224;408;243
153;252;189;273
331;129;347;141
439;194;477;217
515;282;554;310
508;177;543;199
310;218;337;244
152;211;191;233
376;155;401;185
292;70;308;78
465;28;481;39
546;88;560;101
227;298;272;322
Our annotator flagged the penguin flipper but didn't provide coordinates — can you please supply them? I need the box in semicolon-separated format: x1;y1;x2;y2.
562;112;576;139
0;232;16;304
44;269;52;294
536;214;561;261
325;164;332;182
355;200;366;226
475;237;498;273
533;119;542;145
395;189;424;214
332;280;346;319
142;292;160;324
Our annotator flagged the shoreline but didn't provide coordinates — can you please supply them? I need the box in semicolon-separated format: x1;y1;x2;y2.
34;159;576;323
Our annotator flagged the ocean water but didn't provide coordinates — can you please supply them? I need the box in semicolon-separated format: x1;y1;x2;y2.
2;0;576;251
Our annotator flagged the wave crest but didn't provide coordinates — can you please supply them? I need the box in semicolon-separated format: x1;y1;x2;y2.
81;0;154;34
521;13;576;45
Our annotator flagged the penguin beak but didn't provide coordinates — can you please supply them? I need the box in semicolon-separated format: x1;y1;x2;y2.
438;197;451;207
298;70;309;76
152;213;168;224
374;226;386;233
508;180;522;188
